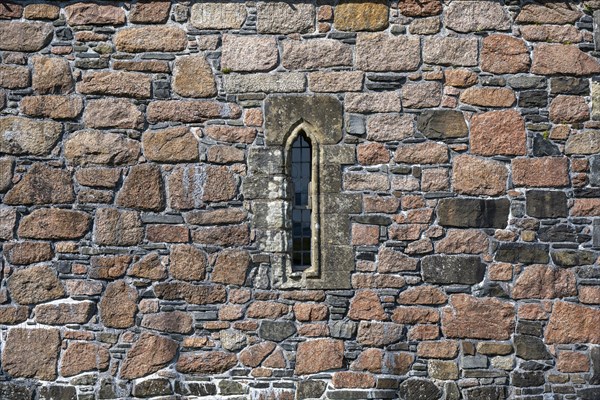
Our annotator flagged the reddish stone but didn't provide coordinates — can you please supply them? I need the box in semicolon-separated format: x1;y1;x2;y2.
129;0;170;23
384;352;414;375
293;303;328;322
408;325;439;341
512;157;569;188
239;341;276;367
90;255;131;279
34;301;94;325
18;208;90;240
8;265;65;305
76;71;151;99
351;348;383;373
128;253;167;280
211;249;250;286
357;142;390;165
580;286;600;305
5;163;74;206
532;44;600;76
333;372;375;389
364;195;399;213
170;244;207;281
489;263;513;281
146;225;189;243
0;305;28;325
61;341;110;377
205;125;257;144
75;167;121;188
571;198;600;217
377;247;419;272
0;2;23;19
521;25;583;43
357;321;403;347
351;224;380;246
219;305;244;321
247;301;289;319
185;208;247;225
65;3;125;25
435;229;489;255
452;155;507;196
470;110;526;156
192;224;250;247
99;280;137;329
398;286;447;305
263;348;286;368
545;301;600;344
417;340;459;359
295;339;344;375
442;294;515;340
3;241;53;265
459;87;516;108
141;311;193;334
348;290;387;321
549;95;590;124
21;95;83;120
518;303;548;321
153;282;226;305
444;69;478;88
391;307;439;324
116;164;164;211
2;328;60;380
516;2;582;24
481;34;530;74
147;100;241;123
176;351;238;374
513;265;577;300
399;0;441;17
394;141;448;164
207;146;245;164
557;351;590;373
120;332;178;379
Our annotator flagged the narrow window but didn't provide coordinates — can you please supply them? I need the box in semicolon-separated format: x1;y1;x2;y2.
290;131;312;271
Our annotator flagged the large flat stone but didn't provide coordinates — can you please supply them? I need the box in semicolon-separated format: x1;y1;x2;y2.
421;255;485;285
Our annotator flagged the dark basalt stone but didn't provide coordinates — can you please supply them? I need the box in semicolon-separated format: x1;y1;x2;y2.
511;371;545;387
519;91;548;108
463;386;507;400
258;320;296;342
526;190;567;218
416;110;468;139
132;378;172;397
0;382;34;400
515;335;552;360
590;154;600;187
297;380;327;400
437;198;510;229
551;249;597;266
538;224;577;242
532;134;560;156
495;242;549;264
550;77;589;95
422;255;486;285
398;379;441;400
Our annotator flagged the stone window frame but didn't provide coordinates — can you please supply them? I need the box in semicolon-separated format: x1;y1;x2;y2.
244;95;359;289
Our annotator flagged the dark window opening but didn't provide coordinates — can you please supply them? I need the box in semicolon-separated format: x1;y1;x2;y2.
290;132;312;271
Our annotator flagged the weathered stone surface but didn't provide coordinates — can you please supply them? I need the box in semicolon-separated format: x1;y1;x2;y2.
348;290;387;321
513;265;576;300
32;56;73;94
129;0;170;24
0;22;53;51
495;242;549;264
212;249;250;286
99;281;137;329
565;131;600;155
2;328;60;380
65;130;140;166
532;44;600;76
367;114;413;141
89;255;131;279
259;320;297;342
142;311;193;334
399;0;441;17
516;2;582;24
94;208;143;246
84;98;143;129
177;351;237;374
549;95;590;124
417;110;468;139
512;157;569;187
521;25;583;43
223;72;306;94
170;244;206;281
423;36;478;66
4;163;73;205
142;127;198;163
398;286;447;305
526;190;568;218
240;341;276;367
398;379;441;400
557;351;590;373
34;301;94;325
116;164;164;211
296;339;344;375
205;125;257;144
308;71;364;93
0;158;12;193
147;100;241;123
18;208;90;240
394;141;448;164
154;282;226;305
283;39;353;70
257;2;314;34
435;229;489;255
61;341;110;378
552;250;597;267
192;224;250;247
77;71;151;99
444;1;510;33
356;33;420;72
172;55;217;98
402;81;441;109
442;294;515;340
546;301;600;344
168;165;237;210
65;3;125;25
128;253;167;280
0;3;22;19
332;372;375;389
0;65;29;89
222;35;278;72
0;306;28;325
437;198;510;229
452;155;507;196
470;110;526;156
460;87;516;108
8;265;64;305
120;332;178;379
21;95;83;120
335;0;388;31
190;3;247;30
444;69;478;88
0;116;62;156
115;26;186;52
422;255;485;285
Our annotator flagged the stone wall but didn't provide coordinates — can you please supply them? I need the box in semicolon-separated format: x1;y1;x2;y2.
1;0;600;399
